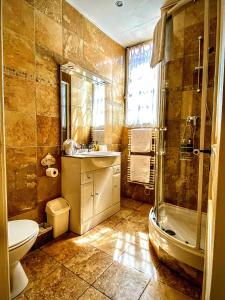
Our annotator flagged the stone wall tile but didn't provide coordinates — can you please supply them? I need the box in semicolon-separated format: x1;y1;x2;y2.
35;0;62;24
5;111;37;147
62;0;83;36
83;42;113;80
36;82;60;117
3;28;35;75
4;74;36;114
184;0;204;28
7;147;37;217
36;45;60;84
37;115;60;146
35;9;62;55
37;175;61;202
63;28;83;66
3;0;34;41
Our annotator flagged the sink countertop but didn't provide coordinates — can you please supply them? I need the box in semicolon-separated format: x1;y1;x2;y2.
62;151;121;158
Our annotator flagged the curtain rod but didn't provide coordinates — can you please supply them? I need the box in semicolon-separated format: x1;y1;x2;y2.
167;0;195;17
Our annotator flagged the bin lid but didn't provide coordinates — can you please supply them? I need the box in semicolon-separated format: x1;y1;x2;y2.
45;197;70;216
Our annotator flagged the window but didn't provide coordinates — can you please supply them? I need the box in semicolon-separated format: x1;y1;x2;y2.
126;41;159;127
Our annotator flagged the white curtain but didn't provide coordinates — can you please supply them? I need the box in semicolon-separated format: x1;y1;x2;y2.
126;42;159;127
92;83;105;128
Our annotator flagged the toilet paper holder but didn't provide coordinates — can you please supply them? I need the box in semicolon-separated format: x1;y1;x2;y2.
41;153;56;168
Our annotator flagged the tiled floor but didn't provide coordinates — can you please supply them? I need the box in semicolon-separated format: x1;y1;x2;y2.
16;198;202;300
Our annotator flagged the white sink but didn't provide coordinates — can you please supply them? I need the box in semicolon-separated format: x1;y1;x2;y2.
73;151;120;158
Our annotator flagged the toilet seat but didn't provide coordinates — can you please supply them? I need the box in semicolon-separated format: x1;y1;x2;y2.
8;220;39;251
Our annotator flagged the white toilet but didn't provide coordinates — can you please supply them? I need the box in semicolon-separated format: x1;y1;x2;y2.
8;220;39;299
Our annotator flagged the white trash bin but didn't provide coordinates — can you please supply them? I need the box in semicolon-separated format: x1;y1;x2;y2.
45;197;70;238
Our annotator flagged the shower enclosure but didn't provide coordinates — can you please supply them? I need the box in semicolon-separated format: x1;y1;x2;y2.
149;0;216;284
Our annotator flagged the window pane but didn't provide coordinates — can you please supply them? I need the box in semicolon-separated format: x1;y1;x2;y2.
126;42;159;127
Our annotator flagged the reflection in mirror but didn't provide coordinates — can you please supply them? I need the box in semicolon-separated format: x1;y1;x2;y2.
60;62;111;149
61;81;69;142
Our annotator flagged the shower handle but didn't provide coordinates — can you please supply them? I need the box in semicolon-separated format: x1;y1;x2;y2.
193;148;211;155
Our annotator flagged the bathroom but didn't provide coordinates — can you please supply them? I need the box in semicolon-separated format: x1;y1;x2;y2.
1;0;225;299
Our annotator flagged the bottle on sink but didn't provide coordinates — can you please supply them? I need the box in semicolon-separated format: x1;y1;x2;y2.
94;141;99;151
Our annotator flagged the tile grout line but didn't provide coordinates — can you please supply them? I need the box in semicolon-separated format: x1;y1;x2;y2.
137;278;151;300
40;243;115;297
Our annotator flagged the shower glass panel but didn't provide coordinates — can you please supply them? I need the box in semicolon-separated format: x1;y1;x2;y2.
155;0;212;250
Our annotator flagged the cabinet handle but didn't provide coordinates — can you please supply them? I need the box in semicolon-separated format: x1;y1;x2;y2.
95;192;99;195
91;194;94;197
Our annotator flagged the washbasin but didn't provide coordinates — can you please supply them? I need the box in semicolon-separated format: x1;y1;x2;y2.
74;151;120;158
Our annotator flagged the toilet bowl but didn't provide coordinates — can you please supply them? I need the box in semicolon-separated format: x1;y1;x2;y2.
8;220;39;299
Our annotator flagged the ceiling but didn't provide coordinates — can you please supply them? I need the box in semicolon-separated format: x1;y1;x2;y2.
66;0;164;47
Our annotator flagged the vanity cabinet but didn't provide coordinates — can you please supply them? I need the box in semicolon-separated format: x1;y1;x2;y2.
61;155;121;235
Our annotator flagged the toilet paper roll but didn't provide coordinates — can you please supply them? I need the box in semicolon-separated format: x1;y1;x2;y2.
46;167;58;178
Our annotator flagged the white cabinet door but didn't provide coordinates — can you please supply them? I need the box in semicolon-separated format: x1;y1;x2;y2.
94;167;113;214
112;173;120;204
81;181;94;222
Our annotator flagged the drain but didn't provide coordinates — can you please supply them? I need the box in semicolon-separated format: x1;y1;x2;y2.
165;229;176;236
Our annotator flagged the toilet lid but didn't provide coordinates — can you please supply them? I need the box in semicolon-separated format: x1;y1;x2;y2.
8;220;39;249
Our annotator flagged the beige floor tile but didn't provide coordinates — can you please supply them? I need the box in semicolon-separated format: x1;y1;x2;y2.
71;225;113;245
126;211;149;224
117;243;159;277
41;232;94;263
156;264;202;299
137;203;153;216
21;249;59;282
115;217;148;236
115;207;135;219
90;230;132;259
121;197;143;210
79;287;110;300
93;262;149;300
25;266;89;300
121;198;142;209
64;247;113;284
99;214;125;229
140;281;194;300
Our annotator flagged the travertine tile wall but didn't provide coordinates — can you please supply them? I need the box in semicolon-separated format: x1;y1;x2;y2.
3;0;125;221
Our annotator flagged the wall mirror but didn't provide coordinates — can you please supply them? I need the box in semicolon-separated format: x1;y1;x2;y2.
60;62;111;147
